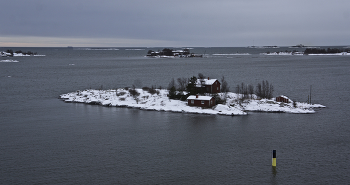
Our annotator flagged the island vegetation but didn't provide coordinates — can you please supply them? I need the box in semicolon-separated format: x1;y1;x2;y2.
146;48;202;58
1;49;39;57
166;73;274;104
264;50;302;55
263;47;349;55
303;48;350;55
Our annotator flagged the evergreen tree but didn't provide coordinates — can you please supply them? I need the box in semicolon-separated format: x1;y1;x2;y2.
162;48;173;56
186;76;198;95
168;86;177;99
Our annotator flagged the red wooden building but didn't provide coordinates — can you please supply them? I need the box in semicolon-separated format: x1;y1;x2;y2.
276;96;289;103
187;95;216;108
196;77;221;94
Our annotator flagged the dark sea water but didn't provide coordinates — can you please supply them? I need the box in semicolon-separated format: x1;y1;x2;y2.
1;47;349;184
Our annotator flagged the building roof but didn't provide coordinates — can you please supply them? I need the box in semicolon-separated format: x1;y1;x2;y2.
195;79;219;87
187;95;214;101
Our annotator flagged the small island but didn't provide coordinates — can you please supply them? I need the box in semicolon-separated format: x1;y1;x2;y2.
303;48;350;55
290;44;307;48
146;48;202;58
0;49;44;57
261;47;350;56
260;50;304;55
60;74;325;116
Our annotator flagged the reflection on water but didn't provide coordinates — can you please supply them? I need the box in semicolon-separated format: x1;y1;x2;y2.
271;166;277;185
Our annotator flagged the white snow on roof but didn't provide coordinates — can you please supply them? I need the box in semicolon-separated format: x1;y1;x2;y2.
277;95;291;100
196;79;218;86
187;95;213;100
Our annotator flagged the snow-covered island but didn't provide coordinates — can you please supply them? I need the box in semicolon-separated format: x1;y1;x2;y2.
1;50;45;57
59;88;325;116
146;48;202;58
260;47;350;56
260;51;304;55
0;59;19;63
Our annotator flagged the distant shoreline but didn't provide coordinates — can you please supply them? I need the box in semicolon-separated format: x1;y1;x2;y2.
1;49;45;57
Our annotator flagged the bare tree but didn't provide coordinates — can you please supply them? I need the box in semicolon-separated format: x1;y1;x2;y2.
256;82;262;98
263;80;268;98
198;73;205;79
255;80;274;99
240;82;249;99
168;78;176;90
220;76;230;93
236;84;240;94
248;84;254;99
177;77;188;91
268;83;274;99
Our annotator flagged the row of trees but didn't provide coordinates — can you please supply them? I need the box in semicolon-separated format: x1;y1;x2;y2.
265;50;299;54
235;80;274;100
169;73;230;94
126;76;274;105
168;76;190;100
167;73;274;101
168;73;225;99
255;80;274;99
168;73;208;100
3;49;37;56
304;48;349;54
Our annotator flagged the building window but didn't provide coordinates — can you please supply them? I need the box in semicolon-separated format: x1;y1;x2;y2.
191;100;194;104
201;100;204;104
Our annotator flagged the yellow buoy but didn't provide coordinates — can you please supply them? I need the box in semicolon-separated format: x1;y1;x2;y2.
272;150;276;167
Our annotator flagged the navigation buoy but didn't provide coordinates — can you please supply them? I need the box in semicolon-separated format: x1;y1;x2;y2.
272;150;276;167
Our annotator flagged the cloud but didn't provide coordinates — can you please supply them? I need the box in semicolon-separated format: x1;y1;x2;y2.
1;0;349;47
0;36;180;47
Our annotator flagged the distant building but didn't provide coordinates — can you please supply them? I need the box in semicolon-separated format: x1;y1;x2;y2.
187;95;216;108
276;96;289;103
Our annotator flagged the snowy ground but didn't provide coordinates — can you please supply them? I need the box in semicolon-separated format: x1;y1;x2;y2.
12;53;45;56
260;52;304;55
59;89;326;116
1;51;45;57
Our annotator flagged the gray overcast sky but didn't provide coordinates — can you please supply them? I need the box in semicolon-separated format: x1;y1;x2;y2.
1;0;349;47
